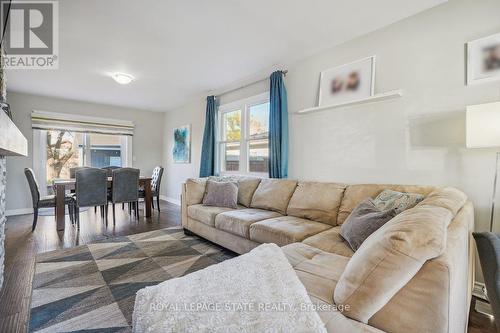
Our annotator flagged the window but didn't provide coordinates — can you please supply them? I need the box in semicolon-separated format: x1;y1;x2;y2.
218;93;269;175
88;133;125;168
34;129;132;195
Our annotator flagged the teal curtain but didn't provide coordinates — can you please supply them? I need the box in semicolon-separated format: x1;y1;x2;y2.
199;96;217;177
268;71;288;178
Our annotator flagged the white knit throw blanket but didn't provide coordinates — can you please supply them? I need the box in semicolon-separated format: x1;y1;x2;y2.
132;243;326;333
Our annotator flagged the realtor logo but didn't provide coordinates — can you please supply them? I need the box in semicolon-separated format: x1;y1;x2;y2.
1;0;58;69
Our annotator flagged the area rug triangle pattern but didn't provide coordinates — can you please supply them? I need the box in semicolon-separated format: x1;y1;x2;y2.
29;227;236;332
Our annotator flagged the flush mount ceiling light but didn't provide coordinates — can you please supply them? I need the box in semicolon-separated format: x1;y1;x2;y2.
112;73;134;85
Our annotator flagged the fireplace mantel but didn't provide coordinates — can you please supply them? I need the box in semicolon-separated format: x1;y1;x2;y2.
0;110;27;156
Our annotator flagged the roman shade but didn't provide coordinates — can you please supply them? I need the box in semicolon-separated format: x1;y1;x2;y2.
31;110;134;136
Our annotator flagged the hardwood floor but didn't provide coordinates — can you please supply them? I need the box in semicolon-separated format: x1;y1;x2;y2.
0;201;180;333
0;200;496;332
469;298;497;333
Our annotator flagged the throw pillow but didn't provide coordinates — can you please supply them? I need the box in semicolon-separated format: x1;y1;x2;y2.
372;189;424;214
340;199;398;251
202;180;238;209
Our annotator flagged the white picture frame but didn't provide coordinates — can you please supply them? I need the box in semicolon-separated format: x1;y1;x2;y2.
467;32;500;85
318;55;376;107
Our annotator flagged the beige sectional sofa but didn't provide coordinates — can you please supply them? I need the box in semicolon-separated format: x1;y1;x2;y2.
181;177;474;333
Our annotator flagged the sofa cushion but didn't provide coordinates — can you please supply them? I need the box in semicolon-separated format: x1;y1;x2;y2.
215;208;282;238
250;179;298;214
287;182;346;226
334;204;453;323
337;184;435;225
340;199;398;251
368;201;473;333
185;178;207;206
282;243;384;333
372;189;424;213
249;216;331;247
202;180;238;209
187;204;235;227
237;177;262;207
302;227;354;258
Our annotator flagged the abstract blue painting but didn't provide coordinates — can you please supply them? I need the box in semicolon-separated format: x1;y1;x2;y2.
173;124;191;163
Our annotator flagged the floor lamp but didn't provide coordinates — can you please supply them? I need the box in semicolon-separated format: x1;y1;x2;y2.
466;101;500;232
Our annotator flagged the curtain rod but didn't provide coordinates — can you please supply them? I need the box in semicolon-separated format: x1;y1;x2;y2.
214;69;288;98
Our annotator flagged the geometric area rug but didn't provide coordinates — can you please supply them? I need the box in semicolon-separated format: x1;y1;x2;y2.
29;227;236;332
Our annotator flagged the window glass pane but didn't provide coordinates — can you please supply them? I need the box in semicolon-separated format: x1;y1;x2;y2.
249;139;269;173
46;130;82;182
221;142;240;172
222;110;241;141
89;133;122;168
249;102;269;139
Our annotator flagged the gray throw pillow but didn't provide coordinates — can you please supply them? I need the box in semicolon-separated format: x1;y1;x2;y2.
202;180;238;209
340;199;398;251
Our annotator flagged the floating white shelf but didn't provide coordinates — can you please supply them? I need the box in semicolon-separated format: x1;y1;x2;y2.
296;89;403;114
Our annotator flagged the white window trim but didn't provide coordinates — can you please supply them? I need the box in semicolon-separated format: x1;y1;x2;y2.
218;92;270;177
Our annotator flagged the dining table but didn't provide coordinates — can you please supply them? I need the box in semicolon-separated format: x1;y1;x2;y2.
52;176;153;231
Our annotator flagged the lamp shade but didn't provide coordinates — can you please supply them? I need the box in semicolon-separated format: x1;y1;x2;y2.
466;101;500;148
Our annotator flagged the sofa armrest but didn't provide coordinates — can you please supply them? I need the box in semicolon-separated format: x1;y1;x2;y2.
181;182;188;228
182;178;207;229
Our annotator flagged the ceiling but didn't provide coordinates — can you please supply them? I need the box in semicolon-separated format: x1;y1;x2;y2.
6;0;446;111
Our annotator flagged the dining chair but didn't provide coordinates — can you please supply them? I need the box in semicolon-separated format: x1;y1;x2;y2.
69;166;90;178
101;166;121;209
24;168;74;231
110;167;140;223
139;166;163;212
102;166;121;177
68;166;90;196
473;232;500;332
73;168;108;229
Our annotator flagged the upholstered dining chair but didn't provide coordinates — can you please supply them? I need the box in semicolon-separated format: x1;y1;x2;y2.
101;166;121;209
139;166;163;212
473;232;500;332
73;168;108;229
69;166;90;178
110;167;140;223
102;166;121;177
68;166;90;195
24;168;74;231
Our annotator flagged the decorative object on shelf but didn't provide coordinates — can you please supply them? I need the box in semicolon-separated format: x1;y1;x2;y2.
466;101;500;231
173;124;191;163
318;55;375;107
467;32;500;85
0;101;11;120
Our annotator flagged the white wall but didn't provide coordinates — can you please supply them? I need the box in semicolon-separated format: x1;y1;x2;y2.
162;97;205;203
6;91;165;213
286;0;500;237
161;80;269;201
161;0;500;282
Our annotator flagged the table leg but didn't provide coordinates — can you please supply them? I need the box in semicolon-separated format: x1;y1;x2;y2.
144;179;152;218
56;184;66;231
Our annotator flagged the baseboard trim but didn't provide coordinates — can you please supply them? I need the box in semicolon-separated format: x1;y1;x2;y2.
6;198;180;216
160;195;180;206
6;207;33;216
